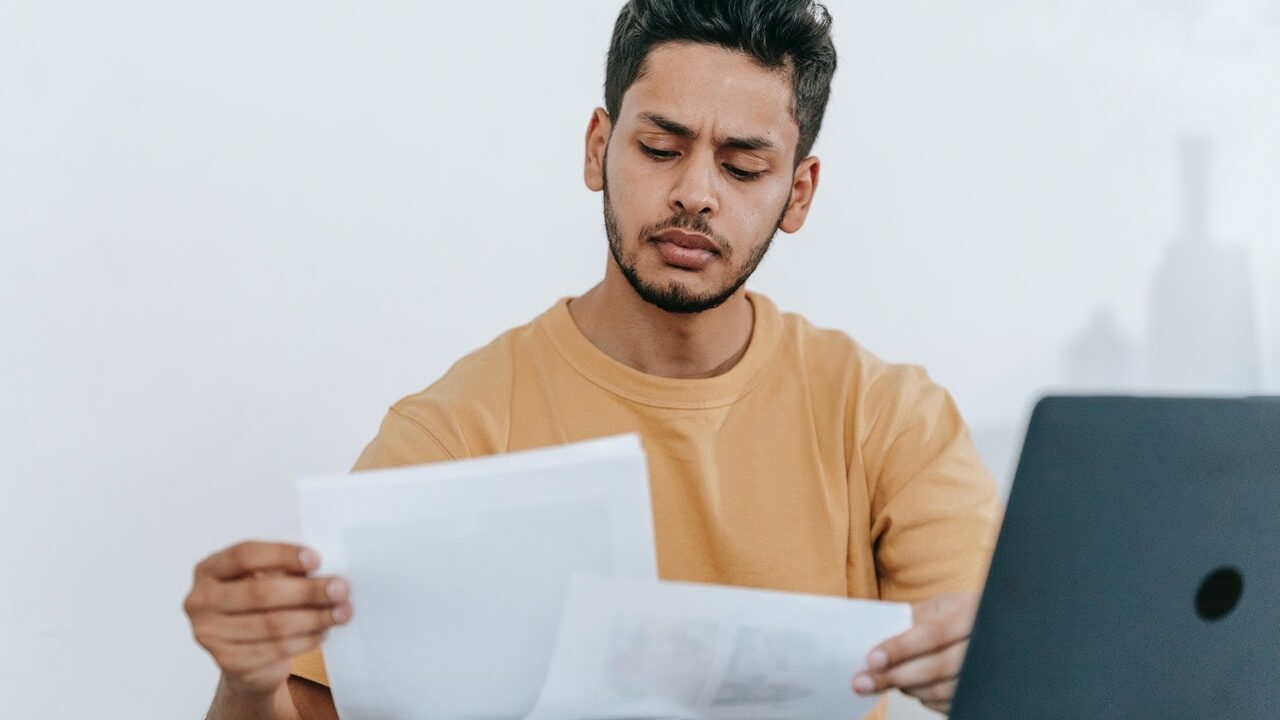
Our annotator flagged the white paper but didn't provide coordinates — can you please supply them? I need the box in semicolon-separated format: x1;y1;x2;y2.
296;434;658;720
526;575;911;720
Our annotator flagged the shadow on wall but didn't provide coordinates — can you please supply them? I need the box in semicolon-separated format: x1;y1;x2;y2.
972;132;1275;496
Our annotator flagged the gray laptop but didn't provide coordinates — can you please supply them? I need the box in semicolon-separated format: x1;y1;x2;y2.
951;396;1280;719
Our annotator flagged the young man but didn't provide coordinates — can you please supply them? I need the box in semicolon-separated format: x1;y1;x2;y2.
183;1;1001;718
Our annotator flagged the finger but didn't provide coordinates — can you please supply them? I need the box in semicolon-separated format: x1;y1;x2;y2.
207;605;353;643
856;639;967;695
866;623;958;674
902;678;957;705
209;632;328;675
197;541;320;580
923;699;951;714
210;575;348;613
892;640;967;692
867;595;975;671
912;592;960;624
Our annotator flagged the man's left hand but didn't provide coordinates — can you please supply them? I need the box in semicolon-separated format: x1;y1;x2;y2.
851;591;980;715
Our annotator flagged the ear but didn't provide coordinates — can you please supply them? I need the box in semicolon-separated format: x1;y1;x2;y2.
584;107;612;192
778;156;820;233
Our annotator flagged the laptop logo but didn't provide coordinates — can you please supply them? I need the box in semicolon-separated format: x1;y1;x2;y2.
1195;566;1243;621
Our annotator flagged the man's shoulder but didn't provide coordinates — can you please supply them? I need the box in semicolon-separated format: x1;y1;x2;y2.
384;305;558;456
770;305;950;443
775;306;924;391
398;320;530;405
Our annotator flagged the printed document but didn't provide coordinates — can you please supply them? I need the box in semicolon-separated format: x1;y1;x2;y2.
296;434;908;719
296;434;658;720
526;575;910;720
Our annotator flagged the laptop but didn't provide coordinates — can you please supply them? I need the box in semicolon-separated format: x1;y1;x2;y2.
951;396;1280;719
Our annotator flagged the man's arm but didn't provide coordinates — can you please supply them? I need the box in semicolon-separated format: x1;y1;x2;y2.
862;366;1001;600
854;591;980;714
204;675;339;720
206;678;297;720
195;408;460;718
185;542;352;720
851;365;1002;713
285;676;340;720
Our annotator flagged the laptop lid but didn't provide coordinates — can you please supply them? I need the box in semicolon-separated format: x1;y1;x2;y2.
951;396;1280;719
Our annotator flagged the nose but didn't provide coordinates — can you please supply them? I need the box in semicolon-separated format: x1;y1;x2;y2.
668;152;719;218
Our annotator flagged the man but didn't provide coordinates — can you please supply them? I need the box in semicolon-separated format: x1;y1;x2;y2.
183;1;1001;718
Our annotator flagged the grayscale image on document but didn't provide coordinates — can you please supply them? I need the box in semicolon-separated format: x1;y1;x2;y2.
526;575;911;720
296;434;657;720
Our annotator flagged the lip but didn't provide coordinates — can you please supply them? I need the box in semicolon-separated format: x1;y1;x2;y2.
651;231;718;271
652;229;718;254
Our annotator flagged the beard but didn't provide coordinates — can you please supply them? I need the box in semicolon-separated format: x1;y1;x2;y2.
602;166;788;315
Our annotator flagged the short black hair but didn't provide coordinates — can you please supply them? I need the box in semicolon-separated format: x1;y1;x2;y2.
604;0;837;165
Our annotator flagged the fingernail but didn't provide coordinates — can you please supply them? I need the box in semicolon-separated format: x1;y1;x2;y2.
868;648;888;670
332;605;352;623
327;579;348;601
853;674;875;694
299;548;319;570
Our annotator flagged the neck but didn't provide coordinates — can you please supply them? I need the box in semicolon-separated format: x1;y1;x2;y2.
567;262;754;379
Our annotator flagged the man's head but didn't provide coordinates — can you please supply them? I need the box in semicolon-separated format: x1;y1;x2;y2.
585;0;837;314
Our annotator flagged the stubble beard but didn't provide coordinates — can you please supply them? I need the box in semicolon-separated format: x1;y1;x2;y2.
601;163;788;315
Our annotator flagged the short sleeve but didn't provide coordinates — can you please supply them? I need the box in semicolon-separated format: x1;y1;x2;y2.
864;366;1003;602
351;406;461;471
290;647;330;686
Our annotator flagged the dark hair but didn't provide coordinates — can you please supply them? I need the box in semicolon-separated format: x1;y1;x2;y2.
604;0;837;165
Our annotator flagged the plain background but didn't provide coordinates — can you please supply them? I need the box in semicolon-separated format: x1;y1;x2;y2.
2;1;1277;717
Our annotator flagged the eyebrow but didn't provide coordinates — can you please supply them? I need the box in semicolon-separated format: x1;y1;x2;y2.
638;112;777;153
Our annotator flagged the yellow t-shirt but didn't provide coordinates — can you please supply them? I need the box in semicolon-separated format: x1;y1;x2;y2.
293;292;1001;718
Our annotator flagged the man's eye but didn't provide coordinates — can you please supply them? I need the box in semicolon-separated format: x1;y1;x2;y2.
723;164;764;181
639;143;678;159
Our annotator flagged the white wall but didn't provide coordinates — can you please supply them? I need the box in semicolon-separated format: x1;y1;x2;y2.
2;1;1276;717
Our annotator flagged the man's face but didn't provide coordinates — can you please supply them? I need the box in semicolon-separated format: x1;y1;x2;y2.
597;43;806;314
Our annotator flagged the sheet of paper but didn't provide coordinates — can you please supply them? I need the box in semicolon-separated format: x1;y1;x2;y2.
526;575;911;720
296;434;657;720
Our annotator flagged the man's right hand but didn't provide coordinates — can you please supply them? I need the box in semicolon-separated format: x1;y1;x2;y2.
183;541;352;713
